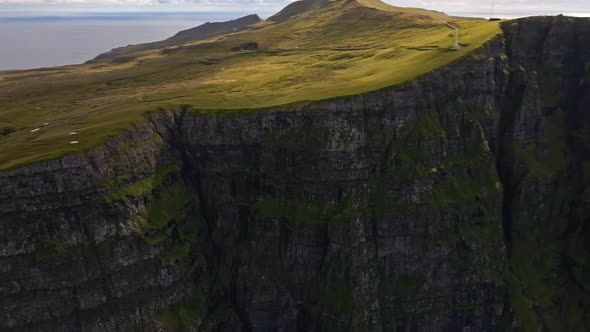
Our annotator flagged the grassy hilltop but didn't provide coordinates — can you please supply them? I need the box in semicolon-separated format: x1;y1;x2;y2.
0;0;500;170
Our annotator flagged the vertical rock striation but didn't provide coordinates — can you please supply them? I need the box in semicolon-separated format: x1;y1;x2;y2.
496;16;590;331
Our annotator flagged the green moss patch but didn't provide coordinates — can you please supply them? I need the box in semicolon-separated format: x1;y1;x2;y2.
384;274;426;299
135;180;193;245
31;237;67;260
255;195;355;225
157;297;205;331
104;162;181;204
316;280;356;314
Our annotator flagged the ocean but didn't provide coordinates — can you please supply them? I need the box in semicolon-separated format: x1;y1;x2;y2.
0;12;245;70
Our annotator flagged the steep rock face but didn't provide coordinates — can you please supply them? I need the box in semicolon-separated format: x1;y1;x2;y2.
0;123;198;331
496;16;590;330
0;16;588;332
173;40;507;329
0;37;507;331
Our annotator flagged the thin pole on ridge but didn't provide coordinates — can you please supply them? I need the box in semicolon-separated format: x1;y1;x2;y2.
490;0;496;19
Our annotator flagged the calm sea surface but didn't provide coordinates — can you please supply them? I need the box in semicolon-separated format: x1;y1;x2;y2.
0;10;588;71
0;12;244;70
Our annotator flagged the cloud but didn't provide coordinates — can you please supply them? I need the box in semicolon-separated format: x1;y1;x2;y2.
0;0;290;4
0;0;155;3
391;0;590;14
0;0;588;16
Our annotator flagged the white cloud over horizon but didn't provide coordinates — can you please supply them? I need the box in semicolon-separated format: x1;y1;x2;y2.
0;0;589;17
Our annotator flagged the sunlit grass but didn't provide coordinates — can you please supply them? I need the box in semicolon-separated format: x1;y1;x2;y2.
0;0;501;170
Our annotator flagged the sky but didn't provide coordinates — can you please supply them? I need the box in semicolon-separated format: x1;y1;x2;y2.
0;0;589;17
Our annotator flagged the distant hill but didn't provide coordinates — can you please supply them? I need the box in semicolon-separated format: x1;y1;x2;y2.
269;0;450;23
267;0;332;23
95;0;451;62
93;14;262;61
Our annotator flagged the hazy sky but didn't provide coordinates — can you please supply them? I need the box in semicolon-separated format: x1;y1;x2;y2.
1;0;589;17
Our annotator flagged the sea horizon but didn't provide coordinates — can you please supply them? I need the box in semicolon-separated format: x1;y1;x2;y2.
0;11;248;70
0;9;588;71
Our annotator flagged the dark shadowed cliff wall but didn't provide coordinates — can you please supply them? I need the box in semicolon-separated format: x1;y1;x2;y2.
495;16;590;331
0;16;588;332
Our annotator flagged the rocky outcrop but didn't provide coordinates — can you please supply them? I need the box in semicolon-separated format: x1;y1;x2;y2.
0;16;588;332
231;42;259;52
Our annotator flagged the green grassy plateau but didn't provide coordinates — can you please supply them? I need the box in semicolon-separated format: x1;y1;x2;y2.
0;0;501;170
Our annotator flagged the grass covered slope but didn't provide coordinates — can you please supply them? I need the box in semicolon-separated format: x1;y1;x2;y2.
93;14;263;60
0;0;501;170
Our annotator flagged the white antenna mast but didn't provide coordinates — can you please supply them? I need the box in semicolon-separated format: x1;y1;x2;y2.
490;0;496;19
